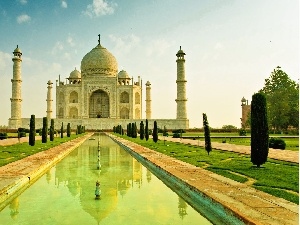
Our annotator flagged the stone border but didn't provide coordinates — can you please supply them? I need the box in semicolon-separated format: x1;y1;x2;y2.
109;134;298;225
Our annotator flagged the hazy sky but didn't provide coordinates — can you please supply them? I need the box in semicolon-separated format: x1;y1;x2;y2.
0;0;298;128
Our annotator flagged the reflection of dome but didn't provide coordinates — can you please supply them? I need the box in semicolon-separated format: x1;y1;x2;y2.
81;44;118;76
118;70;130;79
69;68;81;79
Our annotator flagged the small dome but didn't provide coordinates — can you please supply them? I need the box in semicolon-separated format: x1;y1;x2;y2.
81;44;118;76
241;97;246;102
69;68;81;79
176;46;185;56
145;81;151;86
118;70;131;79
13;45;22;54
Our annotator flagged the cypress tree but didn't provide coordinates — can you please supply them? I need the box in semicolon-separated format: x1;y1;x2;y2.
153;121;158;143
145;119;149;141
128;123;132;137
50;119;54;141
140;121;144;140
134;122;138;138
67;123;71;137
203;113;212;155
29;114;35;146
42;117;48;143
61;122;64;138
251;93;269;167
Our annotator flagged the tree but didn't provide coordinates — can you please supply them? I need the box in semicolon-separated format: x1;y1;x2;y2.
153;121;158;143
140;121;144;140
203;113;212;155
128;123;132;137
29;114;35;146
260;66;299;131
67;123;71;137
222;125;237;130
50;119;54;141
42;117;47;143
145;119;149;141
251;93;269;167
132;122;137;138
61;122;64;138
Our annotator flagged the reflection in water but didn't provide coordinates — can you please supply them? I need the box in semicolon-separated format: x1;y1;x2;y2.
9;197;19;220
178;197;188;219
0;134;212;225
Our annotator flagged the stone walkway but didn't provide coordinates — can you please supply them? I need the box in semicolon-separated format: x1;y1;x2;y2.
111;134;299;225
162;137;299;163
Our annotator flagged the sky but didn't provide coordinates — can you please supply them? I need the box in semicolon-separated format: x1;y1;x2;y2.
0;0;299;128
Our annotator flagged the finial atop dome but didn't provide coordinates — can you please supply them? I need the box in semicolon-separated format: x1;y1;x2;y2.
98;34;101;45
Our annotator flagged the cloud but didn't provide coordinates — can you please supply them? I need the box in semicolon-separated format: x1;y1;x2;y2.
51;41;64;55
83;0;117;18
0;51;11;74
67;35;75;46
214;42;223;50
61;0;67;8
17;14;31;24
109;34;140;54
146;39;174;57
19;0;27;4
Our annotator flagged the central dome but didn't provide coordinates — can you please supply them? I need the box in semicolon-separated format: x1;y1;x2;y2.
81;44;118;77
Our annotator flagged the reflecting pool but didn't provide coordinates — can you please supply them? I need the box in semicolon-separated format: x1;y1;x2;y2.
0;134;212;224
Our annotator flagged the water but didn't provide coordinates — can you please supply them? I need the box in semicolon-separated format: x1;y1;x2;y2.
0;134;212;224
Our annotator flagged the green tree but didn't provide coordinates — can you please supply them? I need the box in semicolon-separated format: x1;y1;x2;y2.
50;119;54;141
67;123;71;137
203;113;212;155
128;123;132;137
260;66;299;131
132;122;137;138
251;93;269;167
29;114;35;146
61;122;64;138
42;117;47;143
145;119;149;141
153;121;158;143
140;121;144;140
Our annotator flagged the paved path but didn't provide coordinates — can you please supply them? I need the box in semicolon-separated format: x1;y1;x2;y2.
0;136;42;146
161;137;299;163
111;134;299;225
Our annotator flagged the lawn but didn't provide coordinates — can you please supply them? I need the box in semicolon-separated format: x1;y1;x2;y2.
164;132;299;151
114;134;299;204
0;134;85;167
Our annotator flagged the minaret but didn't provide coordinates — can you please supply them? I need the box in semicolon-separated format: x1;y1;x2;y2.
9;45;23;128
46;80;53;120
145;81;152;119
175;46;187;119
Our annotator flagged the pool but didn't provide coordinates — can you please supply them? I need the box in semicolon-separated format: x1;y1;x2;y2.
0;134;212;224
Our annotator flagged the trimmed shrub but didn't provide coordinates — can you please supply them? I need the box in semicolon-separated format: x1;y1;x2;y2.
61;122;64;138
42;117;47;143
29;114;35;146
0;132;8;140
269;138;286;150
251;93;269;167
238;128;247;136
145;119;149;141
203;113;212;155
50;119;54;141
153;121;158;143
172;133;180;138
140;121;144;140
172;129;186;134
67;123;71;137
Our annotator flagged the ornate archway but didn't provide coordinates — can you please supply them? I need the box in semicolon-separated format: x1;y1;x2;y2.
89;90;109;118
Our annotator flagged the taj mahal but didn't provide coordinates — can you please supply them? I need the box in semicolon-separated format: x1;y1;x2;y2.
8;35;189;130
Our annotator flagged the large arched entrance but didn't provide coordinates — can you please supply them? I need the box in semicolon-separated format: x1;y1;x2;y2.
89;90;110;118
89;90;109;118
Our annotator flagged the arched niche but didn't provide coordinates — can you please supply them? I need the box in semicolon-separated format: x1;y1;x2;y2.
89;90;109;118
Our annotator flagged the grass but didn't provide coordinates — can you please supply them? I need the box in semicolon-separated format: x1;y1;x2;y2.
0;134;84;167
165;132;299;151
115;134;299;204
